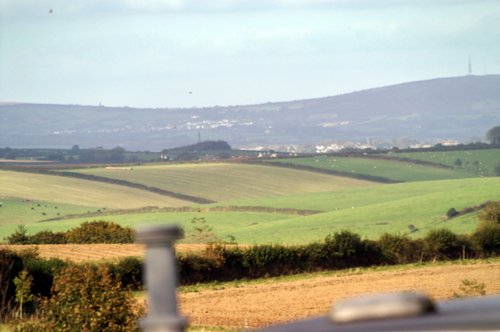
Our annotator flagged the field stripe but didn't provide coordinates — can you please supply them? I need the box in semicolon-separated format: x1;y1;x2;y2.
249;160;398;183
0;166;214;204
39;205;322;223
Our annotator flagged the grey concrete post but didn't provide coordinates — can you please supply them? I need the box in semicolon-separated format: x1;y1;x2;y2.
136;225;188;332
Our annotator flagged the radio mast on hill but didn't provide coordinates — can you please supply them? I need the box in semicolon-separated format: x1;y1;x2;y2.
468;55;472;75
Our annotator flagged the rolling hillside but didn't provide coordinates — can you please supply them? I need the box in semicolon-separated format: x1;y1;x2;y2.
266;155;475;182
67;163;374;201
1;149;498;244
0;169;191;219
1;75;499;149
4;176;497;244
381;148;500;176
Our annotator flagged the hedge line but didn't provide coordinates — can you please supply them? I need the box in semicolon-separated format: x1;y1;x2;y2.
40;205;321;223
177;226;500;284
251;160;400;183
1;223;499;320
6;221;134;244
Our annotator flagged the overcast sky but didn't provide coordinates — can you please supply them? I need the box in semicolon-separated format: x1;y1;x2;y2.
1;0;499;108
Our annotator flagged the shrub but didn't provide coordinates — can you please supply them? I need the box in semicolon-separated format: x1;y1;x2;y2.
472;221;500;257
479;201;500;224
65;220;134;244
446;208;459;219
37;264;142;331
322;231;364;268
29;230;67;244
13;270;34;319
22;257;66;298
378;233;416;264
240;244;303;277
106;257;143;290
6;225;30;244
451;279;486;299
178;253;222;284
0;249;23;320
423;228;464;260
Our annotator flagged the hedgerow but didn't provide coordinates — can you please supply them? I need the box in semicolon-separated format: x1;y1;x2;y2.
6;221;134;244
2;223;500;326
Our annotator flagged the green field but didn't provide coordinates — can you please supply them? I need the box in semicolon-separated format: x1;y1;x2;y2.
3;177;497;244
219;176;498;212
269;156;475;182
214;177;500;243
0;211;293;242
67;163;373;202
0;170;190;209
2;149;499;244
0;197;94;225
382;148;500;176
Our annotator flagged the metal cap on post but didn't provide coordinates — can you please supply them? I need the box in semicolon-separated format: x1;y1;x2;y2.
136;225;188;332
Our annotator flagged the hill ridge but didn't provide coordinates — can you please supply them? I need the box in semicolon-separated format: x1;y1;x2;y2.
1;75;499;150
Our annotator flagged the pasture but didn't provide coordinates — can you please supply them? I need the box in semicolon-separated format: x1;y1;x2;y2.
67;163;374;202
216;177;500;243
0;197;92;225
382;148;500;176
3;177;497;244
0;170;190;208
0;210;293;242
269;155;474;182
1;149;499;244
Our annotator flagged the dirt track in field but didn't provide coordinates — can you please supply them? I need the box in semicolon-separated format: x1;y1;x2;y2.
0;243;208;261
178;262;500;329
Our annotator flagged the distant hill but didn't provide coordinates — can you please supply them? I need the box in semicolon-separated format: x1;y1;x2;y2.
1;75;499;150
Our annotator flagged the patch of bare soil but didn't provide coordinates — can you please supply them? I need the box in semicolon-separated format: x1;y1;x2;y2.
179;262;500;329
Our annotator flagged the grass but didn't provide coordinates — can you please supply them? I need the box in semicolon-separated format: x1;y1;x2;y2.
220;176;500;212
0;211;293;243
269;155;475;182
0;197;93;225
382;148;500;176
0;169;190;209
3;177;498;244
218;177;500;243
67;162;374;202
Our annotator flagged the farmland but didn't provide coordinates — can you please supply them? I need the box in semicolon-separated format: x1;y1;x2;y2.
0;170;190;208
1;147;500;331
267;155;474;182
2;175;498;244
2;148;500;244
382;148;500;176
0;210;292;242
0;243;210;262
66;163;374;202
178;259;500;328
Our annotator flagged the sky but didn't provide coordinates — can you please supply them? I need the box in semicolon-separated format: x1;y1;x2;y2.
1;0;499;108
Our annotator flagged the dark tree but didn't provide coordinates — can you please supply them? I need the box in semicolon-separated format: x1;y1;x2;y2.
486;125;500;145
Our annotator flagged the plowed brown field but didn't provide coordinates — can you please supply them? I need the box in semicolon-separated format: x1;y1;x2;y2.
0;244;208;261
178;261;500;329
